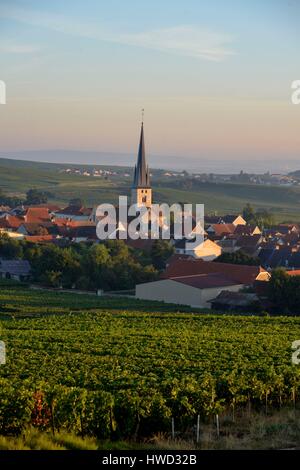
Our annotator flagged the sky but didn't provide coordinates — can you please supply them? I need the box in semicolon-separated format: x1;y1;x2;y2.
0;0;299;171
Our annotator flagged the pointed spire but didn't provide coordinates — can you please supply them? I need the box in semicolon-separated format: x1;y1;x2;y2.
132;121;150;188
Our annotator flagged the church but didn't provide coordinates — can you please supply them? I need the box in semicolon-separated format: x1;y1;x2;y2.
95;121;219;260
130;121;152;208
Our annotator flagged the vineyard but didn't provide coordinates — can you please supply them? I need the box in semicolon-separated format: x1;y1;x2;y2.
1;285;300;443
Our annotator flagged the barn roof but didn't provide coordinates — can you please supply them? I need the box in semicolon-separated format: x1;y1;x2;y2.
161;258;268;285
173;273;241;289
0;259;31;276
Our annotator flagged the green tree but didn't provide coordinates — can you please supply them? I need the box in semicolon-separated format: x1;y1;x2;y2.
83;243;111;289
242;204;275;229
60;248;81;288
41;270;62;287
26;189;48;205
0;234;24;259
242;203;256;224
69;198;83;208
254;209;275;229
0;189;23;208
150;240;174;270
214;250;260;266
268;268;290;314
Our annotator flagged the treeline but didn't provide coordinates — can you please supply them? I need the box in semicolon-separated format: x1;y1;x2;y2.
0;188;52;208
0;189;23;208
0;235;174;290
268;268;300;315
242;203;275;228
214;250;261;266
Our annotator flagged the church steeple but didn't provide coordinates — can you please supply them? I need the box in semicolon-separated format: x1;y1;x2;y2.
132;122;150;188
131;120;152;207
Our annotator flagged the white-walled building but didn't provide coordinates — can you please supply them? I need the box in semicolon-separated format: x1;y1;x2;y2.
136;274;243;309
175;238;222;260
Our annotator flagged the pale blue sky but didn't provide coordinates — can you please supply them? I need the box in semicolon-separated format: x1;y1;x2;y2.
0;0;299;165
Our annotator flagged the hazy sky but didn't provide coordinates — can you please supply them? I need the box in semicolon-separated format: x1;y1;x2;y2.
0;0;299;165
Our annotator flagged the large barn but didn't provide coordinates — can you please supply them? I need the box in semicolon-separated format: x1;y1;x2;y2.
136;258;270;309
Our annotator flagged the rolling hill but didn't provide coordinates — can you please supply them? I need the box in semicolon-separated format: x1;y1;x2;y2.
0;157;300;222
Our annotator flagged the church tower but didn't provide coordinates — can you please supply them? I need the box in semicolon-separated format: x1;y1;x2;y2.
131;121;152;207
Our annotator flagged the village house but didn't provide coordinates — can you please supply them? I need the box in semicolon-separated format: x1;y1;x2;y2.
259;246;300;269
23;207;52;224
174;238;222;260
209;290;261;312
161;258;270;283
136;273;244;309
17;222;58;236
0;215;23;232
206;223;236;240
0;205;11;217
204;214;246;227
223;214;247;226
136;258;270;308
0;259;31;282
54;205;94;221
234;233;264;257
205;215;225;225
233;224;261;236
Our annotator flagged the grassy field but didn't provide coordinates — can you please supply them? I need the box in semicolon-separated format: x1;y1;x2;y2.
0;158;130;206
1;410;300;450
156;185;300;221
1;284;300;449
1;157;300;221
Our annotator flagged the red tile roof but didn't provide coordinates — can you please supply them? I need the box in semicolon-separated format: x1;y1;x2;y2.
25;235;56;243
0;215;23;230
161;258;268;285
53;218;95;227
208;223;236;237
286;270;300;276
52;218;70;227
166;254;194;266
53;220;96;238
174;273;241;289
55;206;93;216
24;204;61;212
21;222;53;235
24;207;51;224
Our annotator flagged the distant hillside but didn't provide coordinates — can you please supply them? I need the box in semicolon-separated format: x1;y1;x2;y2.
288;170;300;178
0;149;193;172
0;156;165;206
0;156;300;222
2;149;300;174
